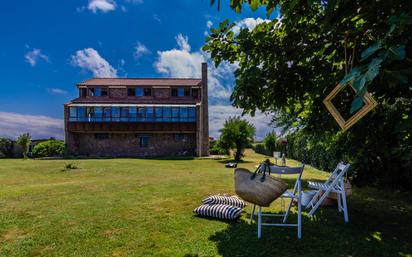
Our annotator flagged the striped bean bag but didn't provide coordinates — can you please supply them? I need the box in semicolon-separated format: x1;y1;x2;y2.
193;204;242;220
202;195;246;208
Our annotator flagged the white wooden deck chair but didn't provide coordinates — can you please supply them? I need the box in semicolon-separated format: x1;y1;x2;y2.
250;164;305;239
306;162;350;222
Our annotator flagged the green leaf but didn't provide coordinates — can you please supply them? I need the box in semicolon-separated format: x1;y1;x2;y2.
352;75;367;93
365;58;383;82
250;0;259;11
350;96;364;114
360;41;382;61
340;67;361;85
388;45;406;61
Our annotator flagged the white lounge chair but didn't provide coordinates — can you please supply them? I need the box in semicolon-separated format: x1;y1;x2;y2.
250;164;305;239
306;162;351;222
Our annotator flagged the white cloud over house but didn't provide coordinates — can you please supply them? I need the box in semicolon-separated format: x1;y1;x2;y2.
87;0;117;13
0;112;64;140
154;33;237;99
134;42;150;60
25;48;49;66
47;88;68;94
154;33;277;139
71;48;117;77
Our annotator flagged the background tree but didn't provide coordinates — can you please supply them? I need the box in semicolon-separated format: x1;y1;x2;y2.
263;131;278;154
219;116;256;161
0;138;13;158
16;133;32;159
206;0;412;188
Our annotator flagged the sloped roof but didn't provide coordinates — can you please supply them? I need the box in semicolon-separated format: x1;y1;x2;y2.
77;78;202;87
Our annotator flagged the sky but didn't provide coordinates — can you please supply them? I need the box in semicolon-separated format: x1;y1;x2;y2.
0;0;279;140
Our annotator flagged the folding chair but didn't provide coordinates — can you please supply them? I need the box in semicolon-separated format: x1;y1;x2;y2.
250;163;305;239
306;162;350;222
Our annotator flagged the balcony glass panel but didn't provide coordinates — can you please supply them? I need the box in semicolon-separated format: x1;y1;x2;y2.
112;107;120;121
146;107;154;121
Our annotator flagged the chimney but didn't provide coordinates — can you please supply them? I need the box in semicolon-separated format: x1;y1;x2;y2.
200;62;209;156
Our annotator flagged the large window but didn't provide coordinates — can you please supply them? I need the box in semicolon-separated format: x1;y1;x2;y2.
171;87;190;97
138;134;151;148
68;106;196;122
130;87;152;97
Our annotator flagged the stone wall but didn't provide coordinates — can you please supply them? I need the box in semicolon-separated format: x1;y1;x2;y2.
68;132;196;157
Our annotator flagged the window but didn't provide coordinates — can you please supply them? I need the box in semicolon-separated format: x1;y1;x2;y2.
129;107;137;121
94;107;103;121
178;88;184;97
103;107;111;121
128;88;136;96
138;134;151;148
171;88;178;97
162;107;171;121
80;88;87;97
95;87;101;96
143;88;152;96
88;88;95;96
137;107;145;121
146;107;154;121
101;88;108;96
120;107;129;121
78;107;86;121
136;87;143;96
192;88;199;98
155;107;162;121
188;107;196;122
172;107;179;122
112;107;120;121
69;107;77;121
180;107;188;122
175;133;187;142
95;133;109;140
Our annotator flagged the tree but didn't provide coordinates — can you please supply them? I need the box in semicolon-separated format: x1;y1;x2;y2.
263;131;278;154
205;1;412;188
219;116;256;161
16;133;31;159
0;138;13;158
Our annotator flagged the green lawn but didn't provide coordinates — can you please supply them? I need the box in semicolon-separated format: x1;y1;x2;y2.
0;150;411;257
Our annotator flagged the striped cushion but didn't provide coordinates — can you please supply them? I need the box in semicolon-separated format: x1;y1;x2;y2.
193;204;242;220
202;195;246;208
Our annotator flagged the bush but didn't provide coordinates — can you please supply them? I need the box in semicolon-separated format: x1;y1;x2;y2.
0;138;13;158
209;140;230;155
32;140;65;158
252;143;272;156
263;131;278;154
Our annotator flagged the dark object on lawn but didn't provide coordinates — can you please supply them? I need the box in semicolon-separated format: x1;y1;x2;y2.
62;163;78;171
234;163;287;207
225;162;237;168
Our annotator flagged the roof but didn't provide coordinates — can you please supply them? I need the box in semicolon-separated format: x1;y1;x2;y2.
77;78;202;87
69;97;199;105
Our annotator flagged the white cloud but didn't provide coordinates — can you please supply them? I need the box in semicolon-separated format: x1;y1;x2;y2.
126;0;143;4
134;42;150;59
206;20;213;28
25;48;49;66
209;105;276;140
153;14;161;23
87;0;116;13
47;88;68;94
154;33;237;99
71;48;117;77
0;112;64;140
232;17;271;34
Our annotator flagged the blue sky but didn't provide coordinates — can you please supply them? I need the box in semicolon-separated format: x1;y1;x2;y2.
0;0;277;140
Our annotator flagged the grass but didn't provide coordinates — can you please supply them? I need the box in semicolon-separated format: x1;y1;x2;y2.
0;150;411;257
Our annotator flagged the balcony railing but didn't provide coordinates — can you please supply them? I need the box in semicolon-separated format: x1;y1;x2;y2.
69;106;197;123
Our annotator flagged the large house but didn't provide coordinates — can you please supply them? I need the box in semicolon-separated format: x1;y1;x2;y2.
64;63;209;157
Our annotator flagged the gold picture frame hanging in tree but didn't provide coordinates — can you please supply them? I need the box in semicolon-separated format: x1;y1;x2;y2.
323;83;378;131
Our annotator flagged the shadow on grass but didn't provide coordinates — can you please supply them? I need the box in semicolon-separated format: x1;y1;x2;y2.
218;159;254;164
207;188;412;257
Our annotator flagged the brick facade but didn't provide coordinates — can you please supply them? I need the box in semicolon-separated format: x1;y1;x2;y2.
65;63;209;157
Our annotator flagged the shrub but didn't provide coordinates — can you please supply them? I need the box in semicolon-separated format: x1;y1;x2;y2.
0;138;13;158
263;131;278;154
32;140;65;158
209;140;230;155
252;143;272;156
62;163;78;171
